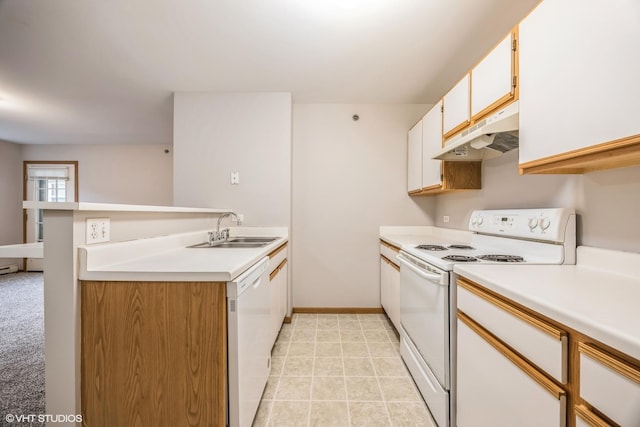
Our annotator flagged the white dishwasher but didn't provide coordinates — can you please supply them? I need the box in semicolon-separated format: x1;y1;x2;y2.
227;257;271;427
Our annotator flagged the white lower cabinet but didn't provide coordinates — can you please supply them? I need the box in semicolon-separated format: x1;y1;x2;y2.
457;313;566;427
379;241;400;331
268;245;288;346
579;343;640;426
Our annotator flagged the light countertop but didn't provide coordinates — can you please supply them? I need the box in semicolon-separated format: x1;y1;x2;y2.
23;201;231;213
379;226;472;248
454;246;640;360
0;242;43;259
79;227;288;282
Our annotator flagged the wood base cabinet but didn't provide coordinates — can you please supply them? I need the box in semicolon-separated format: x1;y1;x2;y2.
81;281;227;427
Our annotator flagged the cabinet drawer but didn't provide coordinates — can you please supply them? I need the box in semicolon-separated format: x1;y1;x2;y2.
379;241;400;267
457;278;568;383
579;343;640;426
268;243;288;278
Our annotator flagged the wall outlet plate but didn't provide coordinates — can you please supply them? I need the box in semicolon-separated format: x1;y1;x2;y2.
86;218;110;244
443;215;450;223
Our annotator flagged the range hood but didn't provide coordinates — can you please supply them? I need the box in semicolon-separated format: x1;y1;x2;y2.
433;101;519;161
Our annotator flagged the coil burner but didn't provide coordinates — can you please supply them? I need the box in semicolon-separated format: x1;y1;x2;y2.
441;255;478;262
476;254;525;263
416;245;448;251
448;245;475;250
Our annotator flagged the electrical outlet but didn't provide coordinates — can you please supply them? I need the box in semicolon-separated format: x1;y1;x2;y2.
86;218;110;244
443;215;450;223
230;172;240;185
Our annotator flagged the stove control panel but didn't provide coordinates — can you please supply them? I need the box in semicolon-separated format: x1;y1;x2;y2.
469;208;576;243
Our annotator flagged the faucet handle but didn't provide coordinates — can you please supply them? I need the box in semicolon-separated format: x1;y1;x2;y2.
222;228;230;240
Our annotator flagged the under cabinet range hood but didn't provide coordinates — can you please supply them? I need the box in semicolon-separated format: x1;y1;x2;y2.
433;101;519;161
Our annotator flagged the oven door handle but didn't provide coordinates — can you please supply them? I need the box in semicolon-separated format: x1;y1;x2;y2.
396;255;446;286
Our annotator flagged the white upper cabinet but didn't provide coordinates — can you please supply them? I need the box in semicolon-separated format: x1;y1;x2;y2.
422;101;443;189
471;30;515;120
407;120;423;193
518;0;640;173
442;74;470;138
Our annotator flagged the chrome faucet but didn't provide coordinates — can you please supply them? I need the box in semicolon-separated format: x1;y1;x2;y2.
208;212;242;245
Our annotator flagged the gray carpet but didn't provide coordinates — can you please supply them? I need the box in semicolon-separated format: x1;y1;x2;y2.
0;272;45;427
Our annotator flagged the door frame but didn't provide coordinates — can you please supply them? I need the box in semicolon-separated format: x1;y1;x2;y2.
22;160;79;246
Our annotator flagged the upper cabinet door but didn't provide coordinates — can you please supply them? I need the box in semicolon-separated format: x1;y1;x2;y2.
471;30;516;120
422;101;443;189
442;74;470;138
407;120;423;193
518;0;640;173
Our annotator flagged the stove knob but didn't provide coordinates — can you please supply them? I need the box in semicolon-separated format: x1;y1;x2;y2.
540;217;551;230
471;216;477;225
477;216;484;225
528;217;538;230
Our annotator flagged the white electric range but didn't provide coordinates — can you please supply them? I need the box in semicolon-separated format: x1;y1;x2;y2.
396;208;576;427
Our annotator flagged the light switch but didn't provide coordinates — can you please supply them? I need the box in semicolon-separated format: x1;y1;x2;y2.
230;172;240;185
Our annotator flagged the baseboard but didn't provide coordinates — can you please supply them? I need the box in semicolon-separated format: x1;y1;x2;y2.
292;307;384;314
283;316;292;324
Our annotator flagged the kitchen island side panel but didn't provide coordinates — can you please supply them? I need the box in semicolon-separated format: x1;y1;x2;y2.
81;281;227;427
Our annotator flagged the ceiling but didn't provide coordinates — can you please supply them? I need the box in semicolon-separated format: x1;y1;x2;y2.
0;0;539;145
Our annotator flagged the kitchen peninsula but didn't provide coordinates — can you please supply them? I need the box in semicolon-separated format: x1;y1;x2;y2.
33;202;288;427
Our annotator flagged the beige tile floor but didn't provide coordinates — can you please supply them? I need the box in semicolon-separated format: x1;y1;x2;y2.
252;313;434;427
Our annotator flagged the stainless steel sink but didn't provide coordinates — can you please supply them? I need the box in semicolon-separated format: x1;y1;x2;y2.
188;236;278;248
226;237;278;243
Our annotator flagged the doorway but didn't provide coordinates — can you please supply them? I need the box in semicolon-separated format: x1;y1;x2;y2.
22;161;78;271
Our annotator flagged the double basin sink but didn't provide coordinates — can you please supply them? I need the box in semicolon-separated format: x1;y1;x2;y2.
188;237;278;249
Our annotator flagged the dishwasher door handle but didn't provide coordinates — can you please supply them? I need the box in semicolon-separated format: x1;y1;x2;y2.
397;255;447;286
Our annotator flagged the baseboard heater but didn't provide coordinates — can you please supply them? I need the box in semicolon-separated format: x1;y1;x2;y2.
0;264;19;275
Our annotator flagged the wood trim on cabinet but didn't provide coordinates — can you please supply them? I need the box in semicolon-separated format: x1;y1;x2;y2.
409;162;481;197
519;133;640;175
458;277;566;340
574;404;616;427
512;25;520;101
268;242;288;259
380;240;400;253
380;254;400;272
441;161;481;190
579;342;640;384
81;280;227;427
269;258;288;281
292;307;384;314
443;120;471;140
471;93;515;124
458;310;566;400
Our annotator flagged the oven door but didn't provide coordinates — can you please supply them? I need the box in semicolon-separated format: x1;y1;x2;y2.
397;251;450;389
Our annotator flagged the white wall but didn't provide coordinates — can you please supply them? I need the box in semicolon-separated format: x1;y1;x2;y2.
435;149;640;253
0;140;24;267
173;92;292;226
292;104;434;308
20;144;173;205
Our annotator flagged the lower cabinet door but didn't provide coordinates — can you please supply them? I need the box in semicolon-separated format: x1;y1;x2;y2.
579;343;640;426
457;313;566;427
380;256;401;331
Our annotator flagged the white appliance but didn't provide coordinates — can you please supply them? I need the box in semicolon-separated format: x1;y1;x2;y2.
397;208;576;427
432;101;519;161
227;257;271;427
